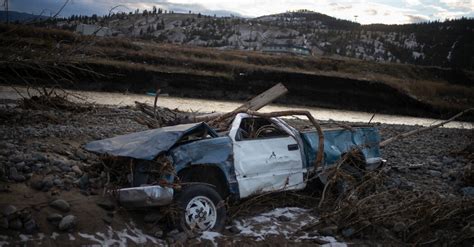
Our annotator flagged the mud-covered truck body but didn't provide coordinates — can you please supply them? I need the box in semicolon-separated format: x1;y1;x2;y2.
85;113;383;232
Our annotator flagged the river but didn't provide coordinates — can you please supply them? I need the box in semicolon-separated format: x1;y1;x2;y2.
0;86;472;129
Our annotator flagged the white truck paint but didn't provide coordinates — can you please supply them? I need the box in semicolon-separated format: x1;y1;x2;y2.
230;114;306;198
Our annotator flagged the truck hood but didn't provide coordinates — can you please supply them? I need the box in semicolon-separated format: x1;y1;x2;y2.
84;122;216;160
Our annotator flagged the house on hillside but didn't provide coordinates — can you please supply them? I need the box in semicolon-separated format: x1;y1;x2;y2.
261;44;312;56
75;24;111;37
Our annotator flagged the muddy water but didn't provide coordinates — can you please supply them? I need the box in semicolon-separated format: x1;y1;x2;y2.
1;86;472;129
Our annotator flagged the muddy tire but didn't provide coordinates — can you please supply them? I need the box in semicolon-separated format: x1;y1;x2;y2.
175;184;226;233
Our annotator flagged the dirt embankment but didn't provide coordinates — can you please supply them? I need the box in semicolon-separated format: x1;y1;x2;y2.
5;62;456;120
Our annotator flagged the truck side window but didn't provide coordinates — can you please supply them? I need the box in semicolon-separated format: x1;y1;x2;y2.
236;118;288;140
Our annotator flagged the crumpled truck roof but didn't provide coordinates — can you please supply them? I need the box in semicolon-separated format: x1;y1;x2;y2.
84;122;216;160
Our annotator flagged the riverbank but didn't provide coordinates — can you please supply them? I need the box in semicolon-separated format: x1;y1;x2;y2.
1;24;473;121
0;97;472;245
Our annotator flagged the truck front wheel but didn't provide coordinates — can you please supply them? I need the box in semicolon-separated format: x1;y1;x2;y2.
176;184;226;233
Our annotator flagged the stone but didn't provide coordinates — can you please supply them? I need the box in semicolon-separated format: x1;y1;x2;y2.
144;212;162;223
50;199;70;212
171;231;188;243
228;225;241;234
53;178;64;187
30;178;44;191
341;227;355;237
0;217;8;229
47;213;63;222
15;162;26;170
9;167;25;182
96;199;115;211
319;225;338;236
71;165;82;175
277;215;292;222
2;205;17;217
102;216;113;225
9;218;22;230
24;219;38;234
59;215;77;231
460;187;474;197
393;222;406;232
78;174;89;190
75;150;87;161
427;170;442;177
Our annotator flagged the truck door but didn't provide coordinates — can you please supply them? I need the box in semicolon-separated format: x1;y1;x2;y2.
230;114;305;198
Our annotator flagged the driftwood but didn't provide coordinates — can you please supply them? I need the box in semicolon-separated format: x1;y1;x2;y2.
193;83;288;122
380;108;473;147
135;83;289;127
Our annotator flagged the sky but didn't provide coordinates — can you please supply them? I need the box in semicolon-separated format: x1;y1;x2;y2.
8;0;474;24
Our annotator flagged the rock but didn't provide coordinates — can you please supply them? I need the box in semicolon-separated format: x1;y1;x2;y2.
460;187;474;197
59;215;77;231
96;199;115;211
341;227;355;237
31;152;47;162
60;165;72;173
171;231;188;243
393;222;406;232
277;215;292;222
2;205;17;217
319;225;338;236
24;219;38;234
408;163;423;170
30;178;44;191
71;165;82;175
9;167;25;182
9;218;22;230
15;162;26;170
144;212;162;223
229;225;241;233
151;227;163;238
42;176;54;191
78;174;89;190
427;170;442;177
47;213;63;222
75;150;87;160
0;217;8;229
50;199;70;212
53;178;64;187
102;216;113;225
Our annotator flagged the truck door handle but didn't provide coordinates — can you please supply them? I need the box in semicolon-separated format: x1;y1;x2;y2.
288;144;299;151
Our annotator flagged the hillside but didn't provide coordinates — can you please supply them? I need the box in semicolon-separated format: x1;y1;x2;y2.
39;9;474;69
0;24;473;120
0;10;48;23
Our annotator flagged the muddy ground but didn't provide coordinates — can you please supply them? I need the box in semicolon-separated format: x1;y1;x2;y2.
0;97;473;246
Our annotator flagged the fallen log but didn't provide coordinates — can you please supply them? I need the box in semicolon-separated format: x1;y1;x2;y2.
380;108;473;147
193;83;288;122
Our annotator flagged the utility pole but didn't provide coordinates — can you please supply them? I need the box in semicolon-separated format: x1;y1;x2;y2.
4;0;9;24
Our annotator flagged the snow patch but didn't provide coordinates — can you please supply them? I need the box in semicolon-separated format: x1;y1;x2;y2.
78;224;161;246
200;231;222;246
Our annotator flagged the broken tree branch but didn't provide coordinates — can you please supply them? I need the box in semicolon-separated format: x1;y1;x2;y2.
380;108;473;147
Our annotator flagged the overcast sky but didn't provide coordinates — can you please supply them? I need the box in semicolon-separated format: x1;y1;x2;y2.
8;0;474;24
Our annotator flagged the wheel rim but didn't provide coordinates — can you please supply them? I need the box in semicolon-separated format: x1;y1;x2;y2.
184;196;217;231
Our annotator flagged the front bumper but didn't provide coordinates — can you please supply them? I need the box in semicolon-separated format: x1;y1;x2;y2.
118;185;174;208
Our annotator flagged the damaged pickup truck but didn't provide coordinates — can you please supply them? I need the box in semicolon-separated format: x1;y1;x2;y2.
85;113;383;232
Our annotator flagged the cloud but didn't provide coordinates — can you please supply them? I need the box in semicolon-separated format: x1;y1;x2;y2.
440;0;474;11
8;0;474;24
365;9;378;16
330;3;352;11
405;14;429;23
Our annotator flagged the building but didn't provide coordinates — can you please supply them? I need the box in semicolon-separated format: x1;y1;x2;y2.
261;44;312;56
75;24;111;37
